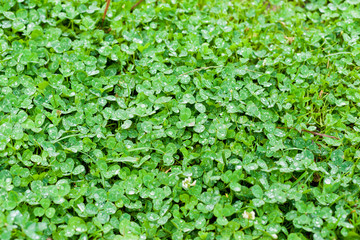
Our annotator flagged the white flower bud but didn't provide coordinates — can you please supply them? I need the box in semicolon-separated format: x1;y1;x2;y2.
182;177;196;190
242;210;255;220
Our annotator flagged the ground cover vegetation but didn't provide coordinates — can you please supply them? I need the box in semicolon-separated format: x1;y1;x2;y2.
0;0;360;239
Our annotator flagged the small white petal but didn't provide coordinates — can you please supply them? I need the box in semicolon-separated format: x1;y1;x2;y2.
250;211;256;220
271;234;278;239
190;180;196;186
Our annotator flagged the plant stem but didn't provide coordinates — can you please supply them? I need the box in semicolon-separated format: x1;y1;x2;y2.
131;0;145;11
102;0;111;24
179;66;223;77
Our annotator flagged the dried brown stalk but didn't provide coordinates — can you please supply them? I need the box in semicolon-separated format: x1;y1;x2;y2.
102;0;111;23
131;0;145;11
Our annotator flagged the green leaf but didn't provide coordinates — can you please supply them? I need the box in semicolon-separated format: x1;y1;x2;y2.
251;185;263;199
180;107;191;122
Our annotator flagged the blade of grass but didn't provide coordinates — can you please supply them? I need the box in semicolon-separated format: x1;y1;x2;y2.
179;66;224;77
276;126;339;140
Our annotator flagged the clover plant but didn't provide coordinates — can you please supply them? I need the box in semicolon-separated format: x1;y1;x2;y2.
0;0;360;239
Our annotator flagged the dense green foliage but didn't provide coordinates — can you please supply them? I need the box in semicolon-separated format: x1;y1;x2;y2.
1;0;360;239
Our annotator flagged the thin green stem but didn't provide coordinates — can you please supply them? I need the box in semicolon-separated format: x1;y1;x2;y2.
325;52;352;58
179;66;224;76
